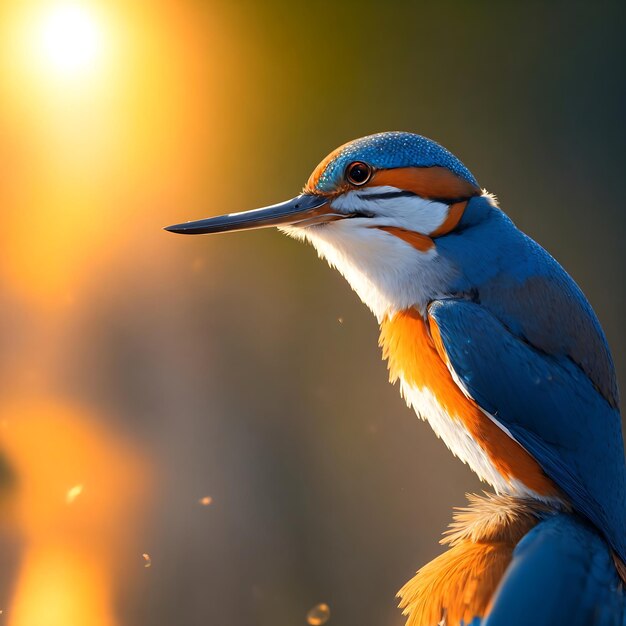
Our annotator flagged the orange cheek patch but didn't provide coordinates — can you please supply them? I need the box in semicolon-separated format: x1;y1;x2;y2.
430;200;467;237
379;309;559;496
375;226;434;252
370;167;481;201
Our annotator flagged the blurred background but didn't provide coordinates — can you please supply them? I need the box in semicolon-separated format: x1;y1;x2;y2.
0;1;624;624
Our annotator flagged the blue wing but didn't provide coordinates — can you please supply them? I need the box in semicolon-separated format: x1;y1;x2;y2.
485;514;626;626
428;299;626;563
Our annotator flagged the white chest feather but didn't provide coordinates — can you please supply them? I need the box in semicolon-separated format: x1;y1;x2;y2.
398;378;514;493
399;378;549;499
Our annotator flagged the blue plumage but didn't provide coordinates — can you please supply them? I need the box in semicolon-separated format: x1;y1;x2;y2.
437;197;618;406
429;199;626;563
314;131;479;192
485;514;626;626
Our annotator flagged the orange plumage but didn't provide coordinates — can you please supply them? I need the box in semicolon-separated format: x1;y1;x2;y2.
379;308;558;496
398;494;557;625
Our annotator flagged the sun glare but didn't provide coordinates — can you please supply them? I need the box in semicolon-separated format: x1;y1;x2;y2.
37;3;103;76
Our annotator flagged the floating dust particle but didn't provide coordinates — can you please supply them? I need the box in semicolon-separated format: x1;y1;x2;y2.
306;603;330;625
65;484;83;504
199;496;213;506
142;553;152;568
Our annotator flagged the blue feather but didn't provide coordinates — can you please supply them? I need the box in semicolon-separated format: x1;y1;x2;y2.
485;514;626;626
314;131;478;192
428;297;626;564
437;196;618;406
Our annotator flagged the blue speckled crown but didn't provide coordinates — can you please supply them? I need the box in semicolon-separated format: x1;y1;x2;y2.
313;132;477;193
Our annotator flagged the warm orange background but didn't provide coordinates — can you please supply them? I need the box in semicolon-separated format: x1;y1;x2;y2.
0;1;624;625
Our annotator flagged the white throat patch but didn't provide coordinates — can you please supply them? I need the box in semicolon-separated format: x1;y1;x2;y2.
280;187;456;321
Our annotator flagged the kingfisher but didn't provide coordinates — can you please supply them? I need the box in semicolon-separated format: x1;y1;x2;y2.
166;132;626;625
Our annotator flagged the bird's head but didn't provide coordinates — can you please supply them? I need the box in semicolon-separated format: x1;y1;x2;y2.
166;132;483;319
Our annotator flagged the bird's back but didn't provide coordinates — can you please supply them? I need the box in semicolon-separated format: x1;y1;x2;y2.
434;196;626;563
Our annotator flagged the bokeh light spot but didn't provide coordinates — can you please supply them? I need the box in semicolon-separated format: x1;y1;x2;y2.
65;484;84;504
306;603;330;625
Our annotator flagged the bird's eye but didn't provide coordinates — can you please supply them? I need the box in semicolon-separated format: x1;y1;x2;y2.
346;161;372;186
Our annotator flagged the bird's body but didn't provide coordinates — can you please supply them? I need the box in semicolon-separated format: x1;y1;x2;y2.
166;132;626;624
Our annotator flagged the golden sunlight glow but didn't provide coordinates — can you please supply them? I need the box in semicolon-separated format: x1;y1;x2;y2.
36;3;104;76
0;1;229;623
3;400;148;626
0;0;218;303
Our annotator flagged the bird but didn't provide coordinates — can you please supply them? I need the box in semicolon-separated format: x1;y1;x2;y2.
166;131;626;625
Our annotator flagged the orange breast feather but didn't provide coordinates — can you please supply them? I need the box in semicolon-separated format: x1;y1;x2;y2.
398;493;555;625
379;308;557;496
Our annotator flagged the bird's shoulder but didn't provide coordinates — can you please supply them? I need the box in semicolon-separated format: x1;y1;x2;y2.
441;197;618;407
480;249;617;407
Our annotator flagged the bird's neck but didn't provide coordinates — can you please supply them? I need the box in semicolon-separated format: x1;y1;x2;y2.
293;225;454;322
379;308;561;499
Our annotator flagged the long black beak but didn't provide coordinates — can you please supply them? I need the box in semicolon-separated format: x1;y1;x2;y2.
164;193;333;235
